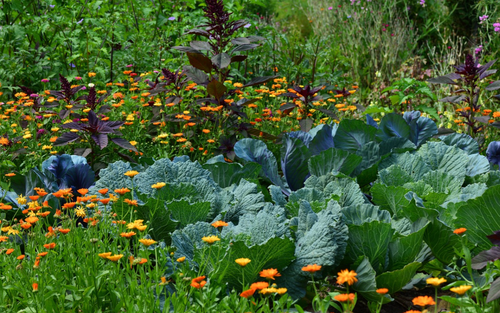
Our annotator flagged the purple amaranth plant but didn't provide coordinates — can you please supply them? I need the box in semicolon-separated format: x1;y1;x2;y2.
171;0;277;158
54;110;137;167
280;85;330;132
428;54;500;142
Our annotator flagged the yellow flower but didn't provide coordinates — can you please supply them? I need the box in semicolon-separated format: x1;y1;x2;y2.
426;277;447;287
17;194;27;205
75;208;86;217
139;238;157;246
202;235;220;244
106;254;124;262
124;170;139;177
260;287;278;295
7;228;19;235
177;256;186;263
450;285;472;295
98;252;112;259
275;288;287;295
151;182;166;189
23;134;32;139
235;258;251;267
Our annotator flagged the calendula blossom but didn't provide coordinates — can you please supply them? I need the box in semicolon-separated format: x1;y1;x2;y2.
202;235;220;244
426;277;447;287
337;269;358;286
450;285;472;295
139;238;157;246
235;258;251;267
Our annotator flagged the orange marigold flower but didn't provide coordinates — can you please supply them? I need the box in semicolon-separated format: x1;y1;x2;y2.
211;220;228;228
59;228;71;234
20;222;32;230
54;209;62;217
190;276;207;289
250;281;269;290
62;202;76;209
43;242;56;249
337;269;358;286
32;282;38;292
114;188;130;195
35;189;48;197
17;254;25;260
376;288;389;295
412;295;435;307
29;195;40;201
100;198;111;205
0;236;8;242
453;228;467;235
6;248;15;255
403;311;421;313
77;188;89;195
240;288;256;298
301;264;322;273
124;199;138;206
334;293;355;302
5;173;16;177
98;188;109;195
25;216;38;224
120;232;136;238
259;268;281;280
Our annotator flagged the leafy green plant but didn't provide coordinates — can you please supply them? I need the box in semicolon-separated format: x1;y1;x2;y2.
381;78;437;113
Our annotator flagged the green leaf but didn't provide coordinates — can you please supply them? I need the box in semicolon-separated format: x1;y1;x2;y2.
223;204;289;245
352;257;386;303
387;221;428;271
167;200;211;227
135;200;178;245
202;161;261;188
416;142;469;180
421;171;462;195
346;221;394;273
333;120;378;153
378;165;414;186
379;152;431;181
371;183;410;217
423;219;460;264
456;185;500;251
377;113;411;141
308;148;362;177
213;237;295;290
342;204;391;225
375;262;421;294
439;133;479;155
